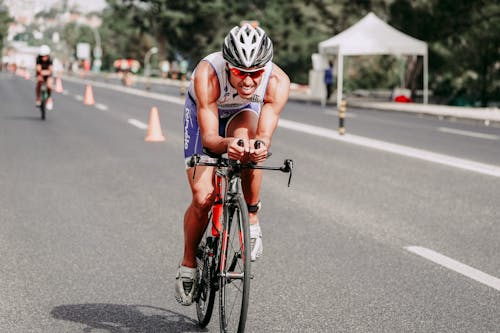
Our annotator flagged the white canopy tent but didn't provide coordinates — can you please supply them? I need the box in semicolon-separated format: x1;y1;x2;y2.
318;12;428;107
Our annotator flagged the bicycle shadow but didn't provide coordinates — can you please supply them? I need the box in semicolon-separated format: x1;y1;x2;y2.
2;115;44;121
51;303;206;333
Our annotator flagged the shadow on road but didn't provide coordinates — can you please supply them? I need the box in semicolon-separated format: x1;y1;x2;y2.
2;115;45;121
51;303;206;333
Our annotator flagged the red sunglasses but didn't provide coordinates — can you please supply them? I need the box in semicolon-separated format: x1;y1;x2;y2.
229;67;265;79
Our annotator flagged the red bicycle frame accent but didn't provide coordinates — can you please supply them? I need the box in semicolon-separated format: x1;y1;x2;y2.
211;173;223;237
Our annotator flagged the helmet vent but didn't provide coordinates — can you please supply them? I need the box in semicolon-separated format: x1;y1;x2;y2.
222;23;273;69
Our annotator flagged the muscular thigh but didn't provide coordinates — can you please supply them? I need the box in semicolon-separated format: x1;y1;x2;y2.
186;165;216;208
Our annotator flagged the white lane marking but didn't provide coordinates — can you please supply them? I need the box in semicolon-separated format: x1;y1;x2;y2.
75;95;83;101
63;76;185;105
438;127;498;140
128;118;148;130
323;110;357;118
278;118;500;178
95;103;108;111
405;246;500;291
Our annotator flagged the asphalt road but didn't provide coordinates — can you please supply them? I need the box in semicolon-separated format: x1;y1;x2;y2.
1;71;499;332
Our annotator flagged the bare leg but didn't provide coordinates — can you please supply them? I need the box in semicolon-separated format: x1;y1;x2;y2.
46;77;53;98
182;166;215;268
36;78;42;100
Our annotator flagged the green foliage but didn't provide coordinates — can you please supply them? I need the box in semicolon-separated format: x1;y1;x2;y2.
0;0;13;51
95;0;499;105
389;0;499;105
99;1;152;70
62;22;95;57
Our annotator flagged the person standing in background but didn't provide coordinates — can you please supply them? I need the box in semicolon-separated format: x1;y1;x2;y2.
324;60;334;101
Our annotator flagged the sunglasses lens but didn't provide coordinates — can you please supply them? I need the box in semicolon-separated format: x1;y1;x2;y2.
249;70;264;78
230;67;244;78
230;67;264;79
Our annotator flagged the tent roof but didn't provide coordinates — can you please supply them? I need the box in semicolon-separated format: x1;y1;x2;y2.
319;12;427;56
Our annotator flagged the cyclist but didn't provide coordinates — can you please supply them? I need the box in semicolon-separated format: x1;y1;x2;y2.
176;23;290;306
35;45;54;110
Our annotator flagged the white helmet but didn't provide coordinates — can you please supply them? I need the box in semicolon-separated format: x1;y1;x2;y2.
222;23;273;69
39;45;51;56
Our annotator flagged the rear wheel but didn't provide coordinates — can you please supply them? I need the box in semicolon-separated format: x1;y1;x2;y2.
219;195;250;333
195;220;217;327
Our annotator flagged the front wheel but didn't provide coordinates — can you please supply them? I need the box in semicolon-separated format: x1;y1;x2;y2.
219;195;251;333
40;89;47;120
195;224;217;327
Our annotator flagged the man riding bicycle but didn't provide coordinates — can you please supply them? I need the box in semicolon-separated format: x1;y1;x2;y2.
35;45;54;110
176;23;290;306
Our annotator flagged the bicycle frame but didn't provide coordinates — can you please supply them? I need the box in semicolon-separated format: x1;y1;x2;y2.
206;162;244;274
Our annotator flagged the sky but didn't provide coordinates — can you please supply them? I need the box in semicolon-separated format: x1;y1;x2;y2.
5;0;107;19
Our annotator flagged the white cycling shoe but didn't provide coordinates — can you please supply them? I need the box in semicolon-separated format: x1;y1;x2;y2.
175;264;198;306
250;223;263;262
46;98;53;110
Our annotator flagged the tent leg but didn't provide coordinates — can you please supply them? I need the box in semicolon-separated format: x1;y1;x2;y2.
336;53;343;111
423;53;428;104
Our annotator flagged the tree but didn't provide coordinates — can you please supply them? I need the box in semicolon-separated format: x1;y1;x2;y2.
99;0;157;70
390;0;500;105
0;0;13;52
101;0;499;104
62;22;95;59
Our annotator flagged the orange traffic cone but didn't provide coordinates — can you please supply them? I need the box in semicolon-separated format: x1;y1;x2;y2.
24;71;30;80
145;107;165;142
55;77;64;93
83;84;95;105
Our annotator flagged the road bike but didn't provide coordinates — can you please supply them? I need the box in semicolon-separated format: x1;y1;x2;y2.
190;141;293;333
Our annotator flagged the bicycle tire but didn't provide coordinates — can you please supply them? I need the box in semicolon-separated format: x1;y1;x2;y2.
219;194;251;333
195;221;218;327
40;89;47;120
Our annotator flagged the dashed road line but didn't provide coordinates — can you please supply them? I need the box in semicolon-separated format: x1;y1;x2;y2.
75;95;83;101
128;118;148;130
95;103;108;111
438;127;498;140
406;246;500;291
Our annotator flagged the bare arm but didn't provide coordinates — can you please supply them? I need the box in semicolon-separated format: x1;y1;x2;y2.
195;61;235;155
252;64;290;154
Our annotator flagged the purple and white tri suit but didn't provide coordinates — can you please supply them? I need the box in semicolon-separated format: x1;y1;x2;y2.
183;51;273;168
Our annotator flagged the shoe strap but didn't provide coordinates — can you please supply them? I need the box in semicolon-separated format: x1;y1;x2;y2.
247;200;262;213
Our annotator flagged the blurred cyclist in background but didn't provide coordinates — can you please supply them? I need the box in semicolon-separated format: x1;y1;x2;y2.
36;45;54;110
